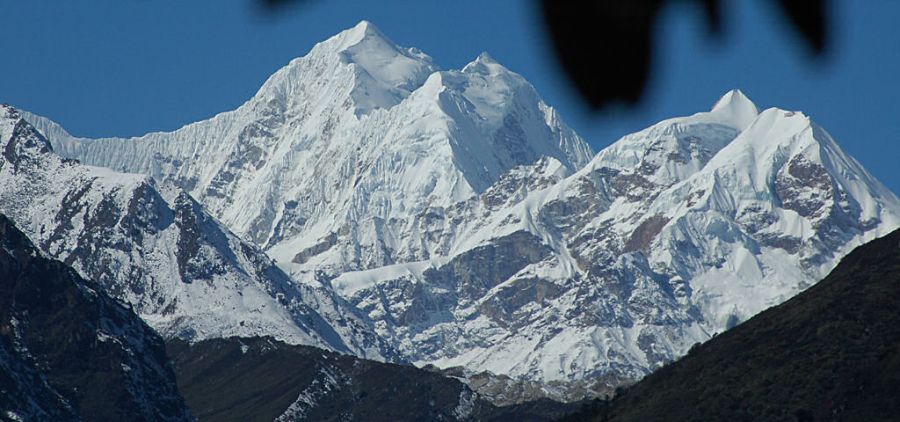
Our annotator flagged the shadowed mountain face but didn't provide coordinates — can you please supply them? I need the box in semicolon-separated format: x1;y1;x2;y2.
569;227;900;421
0;214;193;421
166;336;585;422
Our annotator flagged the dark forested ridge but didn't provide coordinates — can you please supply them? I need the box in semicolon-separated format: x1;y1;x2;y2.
567;228;900;422
167;336;585;422
0;214;193;421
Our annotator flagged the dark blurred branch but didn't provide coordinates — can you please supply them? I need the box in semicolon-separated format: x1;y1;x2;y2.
773;0;830;56
539;0;830;110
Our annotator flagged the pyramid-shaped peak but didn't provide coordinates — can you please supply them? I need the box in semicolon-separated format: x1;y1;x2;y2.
463;52;512;76
712;89;757;114
345;20;384;41
475;52;498;64
318;20;399;54
269;20;437;98
354;19;376;31
710;89;759;130
335;20;398;50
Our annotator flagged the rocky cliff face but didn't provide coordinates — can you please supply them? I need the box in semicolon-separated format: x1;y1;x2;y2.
0;213;193;421
0;104;396;362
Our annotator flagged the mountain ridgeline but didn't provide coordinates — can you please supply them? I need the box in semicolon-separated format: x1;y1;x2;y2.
14;20;900;405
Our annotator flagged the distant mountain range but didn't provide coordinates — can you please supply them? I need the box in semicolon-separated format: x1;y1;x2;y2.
11;20;900;405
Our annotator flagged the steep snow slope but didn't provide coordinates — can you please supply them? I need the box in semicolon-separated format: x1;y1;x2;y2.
0;105;395;361
31;21;593;283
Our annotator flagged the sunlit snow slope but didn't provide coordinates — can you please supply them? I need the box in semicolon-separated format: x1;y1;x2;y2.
0;105;396;362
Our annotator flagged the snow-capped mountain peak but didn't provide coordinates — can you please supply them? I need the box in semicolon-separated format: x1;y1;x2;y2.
255;20;436;115
339;19;383;45
462;52;506;74
333;20;435;91
710;88;759;130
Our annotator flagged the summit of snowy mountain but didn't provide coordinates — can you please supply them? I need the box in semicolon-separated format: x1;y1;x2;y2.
462;52;504;73
255;20;436;116
18;21;900;404
710;88;759;129
340;19;381;43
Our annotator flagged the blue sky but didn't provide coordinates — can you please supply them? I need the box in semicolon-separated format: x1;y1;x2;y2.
1;0;898;193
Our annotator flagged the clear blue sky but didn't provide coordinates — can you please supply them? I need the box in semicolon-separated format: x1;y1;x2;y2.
1;0;898;193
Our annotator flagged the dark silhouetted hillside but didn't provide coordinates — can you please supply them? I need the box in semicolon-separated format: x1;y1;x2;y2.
168;336;584;422
0;214;193;421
